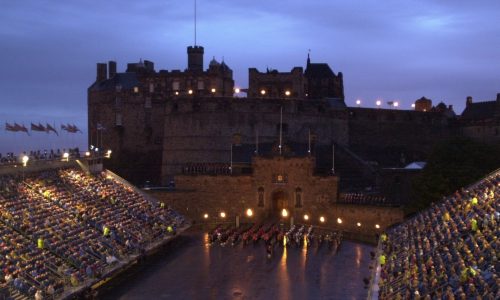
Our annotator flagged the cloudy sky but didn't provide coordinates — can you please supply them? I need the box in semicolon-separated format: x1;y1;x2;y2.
1;0;499;154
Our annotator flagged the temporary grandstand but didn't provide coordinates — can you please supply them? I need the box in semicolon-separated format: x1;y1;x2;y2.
0;160;188;299
369;169;500;299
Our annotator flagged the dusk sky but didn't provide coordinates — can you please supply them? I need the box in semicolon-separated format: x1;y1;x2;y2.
1;0;499;154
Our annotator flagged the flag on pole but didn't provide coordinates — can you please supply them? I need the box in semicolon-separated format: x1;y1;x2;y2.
31;123;46;132
5;122;18;132
46;123;58;135
18;123;29;135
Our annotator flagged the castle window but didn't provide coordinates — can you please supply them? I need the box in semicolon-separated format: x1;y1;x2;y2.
232;133;242;145
149;83;154;93
172;81;180;91
197;81;204;90
145;98;152;109
115;113;123;126
295;188;303;208
258;187;264;207
133;86;139;93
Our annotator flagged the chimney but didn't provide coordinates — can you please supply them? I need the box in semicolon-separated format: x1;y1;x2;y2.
466;96;473;107
448;105;453;111
96;63;107;82
108;61;117;78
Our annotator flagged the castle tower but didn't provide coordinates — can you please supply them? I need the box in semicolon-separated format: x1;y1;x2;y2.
187;46;204;72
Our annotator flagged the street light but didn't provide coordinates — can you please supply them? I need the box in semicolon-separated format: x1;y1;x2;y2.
105;150;112;158
22;155;29;167
357;222;362;227
260;89;266;95
337;217;343;224
85;151;90;157
220;212;226;218
211;88;216;94
203;213;209;219
376;100;382;107
303;214;309;221
375;224;380;229
234;88;241;94
62;152;69;162
411;103;416;109
319;216;325;223
393;101;399;108
188;89;193;95
285;90;291;96
246;208;253;217
281;209;288;218
356;99;361;106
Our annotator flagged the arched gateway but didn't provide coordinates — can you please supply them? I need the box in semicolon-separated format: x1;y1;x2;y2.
271;190;289;217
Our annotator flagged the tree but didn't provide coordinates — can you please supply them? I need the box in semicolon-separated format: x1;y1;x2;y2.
409;138;500;213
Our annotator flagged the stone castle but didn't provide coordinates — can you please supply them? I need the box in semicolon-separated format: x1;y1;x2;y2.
88;44;499;233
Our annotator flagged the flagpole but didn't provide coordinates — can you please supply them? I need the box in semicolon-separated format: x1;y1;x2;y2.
308;129;311;155
255;128;259;155
332;143;335;174
230;143;233;175
279;106;282;155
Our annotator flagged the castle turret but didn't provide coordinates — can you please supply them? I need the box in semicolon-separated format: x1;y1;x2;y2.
187;46;204;72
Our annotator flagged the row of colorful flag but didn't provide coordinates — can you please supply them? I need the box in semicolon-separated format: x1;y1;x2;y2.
4;122;82;135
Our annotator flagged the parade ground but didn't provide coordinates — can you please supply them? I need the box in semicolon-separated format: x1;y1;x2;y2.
101;230;375;300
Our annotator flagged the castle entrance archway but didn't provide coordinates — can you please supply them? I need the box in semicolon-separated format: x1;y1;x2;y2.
271;190;289;218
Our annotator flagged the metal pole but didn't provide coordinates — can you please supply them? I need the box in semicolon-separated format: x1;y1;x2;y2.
279;106;283;155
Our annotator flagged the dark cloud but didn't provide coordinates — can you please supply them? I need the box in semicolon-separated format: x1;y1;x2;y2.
1;0;499;153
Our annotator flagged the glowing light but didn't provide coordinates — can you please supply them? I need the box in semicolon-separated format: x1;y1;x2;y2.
303;214;309;221
357;222;361;227
411;103;416;108
220;212;226;218
211;88;216;93
337;217;342;224
246;208;253;217
376;100;382;107
281;209;288;218
85;151;90;157
285;90;291;96
175;91;179;95
105;149;112;158
62;152;69;161
188;89;193;95
22;155;29;167
356;99;361;106
203;213;209;219
394;101;399;108
319;216;325;223
260;89;266;95
375;224;380;229
234;88;241;93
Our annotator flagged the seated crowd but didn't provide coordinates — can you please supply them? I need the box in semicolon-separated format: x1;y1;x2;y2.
182;163;231;175
378;171;499;299
339;193;390;206
0;168;185;299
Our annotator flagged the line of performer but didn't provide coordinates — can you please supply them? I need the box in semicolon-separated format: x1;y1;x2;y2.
207;223;343;257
